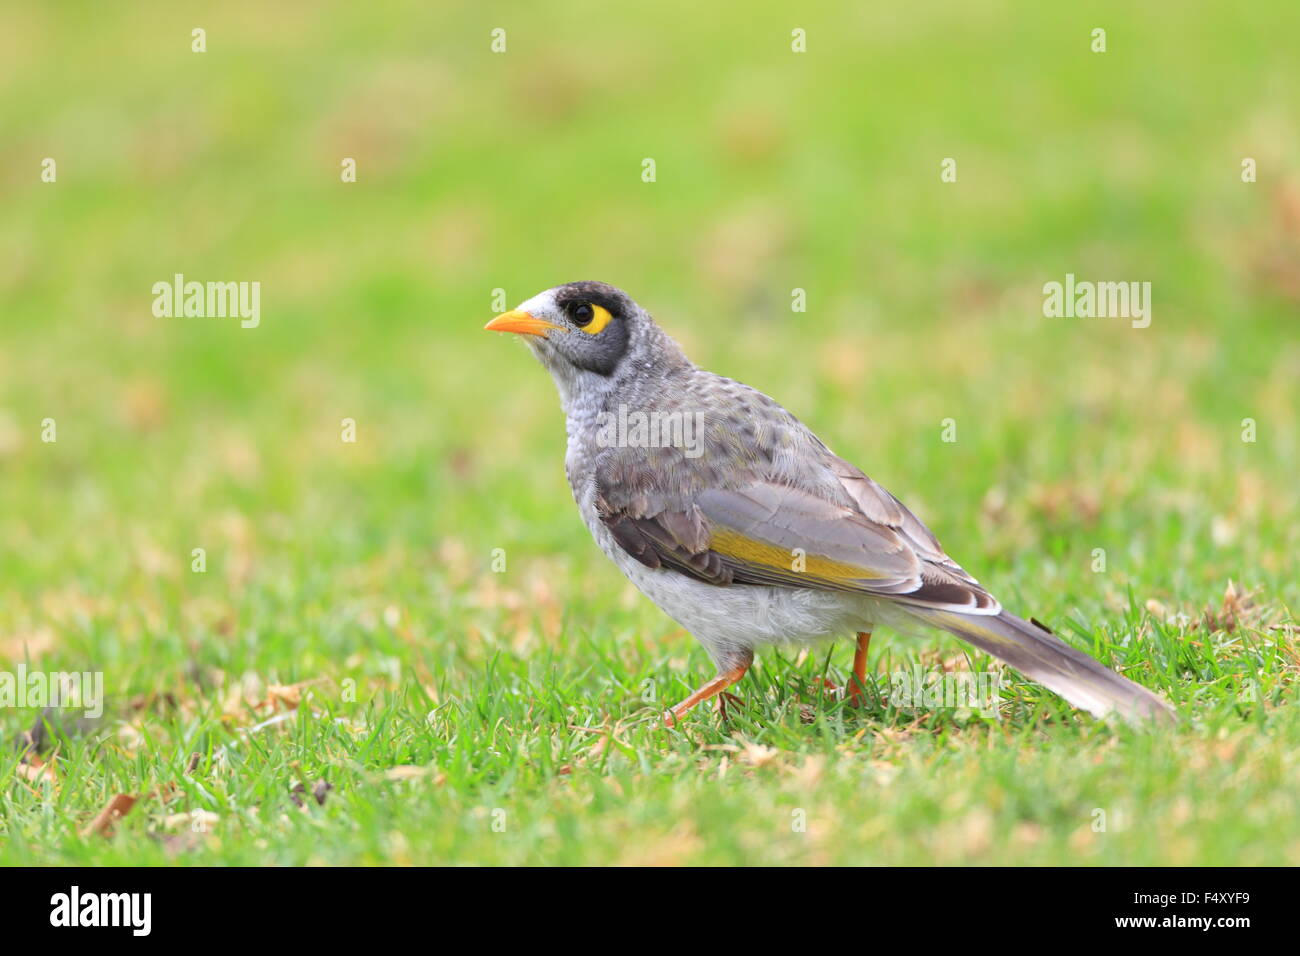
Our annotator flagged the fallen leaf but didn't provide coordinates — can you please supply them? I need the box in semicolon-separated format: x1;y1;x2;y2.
162;811;219;831
266;683;304;710
1204;580;1259;633
289;780;334;807
737;740;781;768
382;764;444;785
15;760;56;785
82;794;138;838
0;627;56;659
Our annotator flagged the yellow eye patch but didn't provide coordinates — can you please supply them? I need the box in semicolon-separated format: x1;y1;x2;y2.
579;304;613;335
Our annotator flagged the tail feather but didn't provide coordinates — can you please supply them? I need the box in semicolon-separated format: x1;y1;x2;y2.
912;608;1174;723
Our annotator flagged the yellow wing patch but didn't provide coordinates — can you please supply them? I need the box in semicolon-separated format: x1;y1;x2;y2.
709;528;882;582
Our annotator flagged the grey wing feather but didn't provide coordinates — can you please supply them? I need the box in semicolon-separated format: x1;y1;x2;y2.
593;456;997;614
827;456;1001;613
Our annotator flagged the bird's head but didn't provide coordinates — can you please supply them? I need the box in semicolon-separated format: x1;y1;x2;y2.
484;281;685;408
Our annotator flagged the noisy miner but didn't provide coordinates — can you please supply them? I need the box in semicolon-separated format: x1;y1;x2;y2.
485;281;1173;725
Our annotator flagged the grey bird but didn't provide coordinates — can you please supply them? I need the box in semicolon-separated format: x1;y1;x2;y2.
485;280;1173;724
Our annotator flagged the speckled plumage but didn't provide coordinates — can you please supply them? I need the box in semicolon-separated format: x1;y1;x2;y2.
489;281;1173;723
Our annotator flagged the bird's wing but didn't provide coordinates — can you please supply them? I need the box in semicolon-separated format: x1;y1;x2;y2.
594;445;998;615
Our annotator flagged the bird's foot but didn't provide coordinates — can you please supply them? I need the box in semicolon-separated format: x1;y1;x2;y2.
716;691;745;719
662;656;752;729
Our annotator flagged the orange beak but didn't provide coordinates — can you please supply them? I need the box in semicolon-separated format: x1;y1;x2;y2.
484;309;565;338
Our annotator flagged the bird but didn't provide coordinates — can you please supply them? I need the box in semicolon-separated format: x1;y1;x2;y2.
484;280;1174;725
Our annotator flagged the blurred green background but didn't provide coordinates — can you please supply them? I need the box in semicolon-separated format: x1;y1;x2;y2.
1;1;1297;864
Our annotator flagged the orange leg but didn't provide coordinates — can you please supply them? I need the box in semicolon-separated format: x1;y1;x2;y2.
665;652;752;727
848;630;872;702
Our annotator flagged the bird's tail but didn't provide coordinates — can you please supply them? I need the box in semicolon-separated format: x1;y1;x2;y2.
909;608;1174;723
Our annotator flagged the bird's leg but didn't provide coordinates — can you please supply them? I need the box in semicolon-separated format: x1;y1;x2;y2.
665;651;753;726
848;630;872;702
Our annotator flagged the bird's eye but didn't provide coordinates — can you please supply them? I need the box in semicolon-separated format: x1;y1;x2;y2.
572;303;613;335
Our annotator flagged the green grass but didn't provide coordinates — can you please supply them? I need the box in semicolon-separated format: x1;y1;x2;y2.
2;0;1298;865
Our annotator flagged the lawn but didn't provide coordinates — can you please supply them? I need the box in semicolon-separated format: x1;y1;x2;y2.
1;0;1298;865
